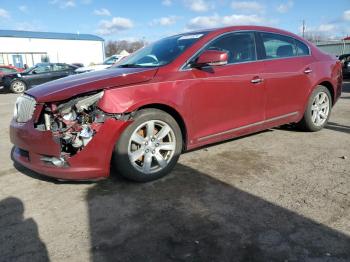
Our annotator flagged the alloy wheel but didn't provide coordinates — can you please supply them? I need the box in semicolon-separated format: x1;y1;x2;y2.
128;120;176;174
311;91;330;127
12;81;26;93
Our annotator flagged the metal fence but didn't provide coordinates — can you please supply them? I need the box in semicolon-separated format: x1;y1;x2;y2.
316;40;350;56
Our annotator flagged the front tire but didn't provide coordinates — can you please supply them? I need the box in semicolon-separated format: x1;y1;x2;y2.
297;85;332;132
113;109;183;182
10;80;27;94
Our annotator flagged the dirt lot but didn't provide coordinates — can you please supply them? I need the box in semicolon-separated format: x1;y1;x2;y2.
0;82;349;262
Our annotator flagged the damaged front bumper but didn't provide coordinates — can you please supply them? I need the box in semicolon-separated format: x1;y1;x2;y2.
10;117;131;180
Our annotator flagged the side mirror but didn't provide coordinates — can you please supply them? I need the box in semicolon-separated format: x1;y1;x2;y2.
193;50;228;68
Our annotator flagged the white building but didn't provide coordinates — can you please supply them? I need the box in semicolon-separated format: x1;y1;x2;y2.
0;30;105;68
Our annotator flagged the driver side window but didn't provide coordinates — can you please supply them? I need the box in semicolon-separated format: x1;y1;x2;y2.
204;32;257;64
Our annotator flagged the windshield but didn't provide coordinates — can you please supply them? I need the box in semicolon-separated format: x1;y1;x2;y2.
23;66;36;73
117;33;207;68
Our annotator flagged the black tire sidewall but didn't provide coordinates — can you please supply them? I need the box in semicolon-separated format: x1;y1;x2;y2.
303;85;332;132
10;80;27;94
113;109;183;182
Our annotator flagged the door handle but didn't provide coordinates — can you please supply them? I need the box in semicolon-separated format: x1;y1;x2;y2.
304;68;312;74
251;77;263;84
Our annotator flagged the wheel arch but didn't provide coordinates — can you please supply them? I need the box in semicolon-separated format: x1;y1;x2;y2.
317;80;335;105
138;103;188;150
9;78;28;93
11;78;27;84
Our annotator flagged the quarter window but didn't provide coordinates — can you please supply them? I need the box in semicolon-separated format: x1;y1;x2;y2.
203;32;257;64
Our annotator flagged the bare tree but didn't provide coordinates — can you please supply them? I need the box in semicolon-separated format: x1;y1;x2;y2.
303;32;331;43
105;39;147;57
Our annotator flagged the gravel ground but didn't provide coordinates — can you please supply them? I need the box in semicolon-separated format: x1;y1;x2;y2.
0;82;349;262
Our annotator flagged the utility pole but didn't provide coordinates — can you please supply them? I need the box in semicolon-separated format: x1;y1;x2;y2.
302;20;306;38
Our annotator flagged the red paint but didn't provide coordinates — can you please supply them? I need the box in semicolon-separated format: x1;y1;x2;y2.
28;67;158;102
196;50;228;65
11;118;130;180
10;25;342;180
0;65;23;78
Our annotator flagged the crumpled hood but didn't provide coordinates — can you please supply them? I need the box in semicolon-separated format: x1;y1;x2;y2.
27;67;158;103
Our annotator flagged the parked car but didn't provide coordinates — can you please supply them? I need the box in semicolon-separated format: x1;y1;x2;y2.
339;53;350;77
10;25;342;182
0;65;24;87
3;63;77;93
70;63;84;68
75;55;126;74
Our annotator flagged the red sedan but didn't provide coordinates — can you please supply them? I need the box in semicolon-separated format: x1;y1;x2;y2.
0;65;23;86
10;26;342;181
0;65;23;76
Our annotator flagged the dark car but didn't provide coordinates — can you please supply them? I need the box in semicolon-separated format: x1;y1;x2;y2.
0;65;24;87
339;53;350;77
10;26;342;182
3;63;77;93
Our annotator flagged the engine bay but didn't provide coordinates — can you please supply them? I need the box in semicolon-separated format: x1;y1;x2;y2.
36;91;106;158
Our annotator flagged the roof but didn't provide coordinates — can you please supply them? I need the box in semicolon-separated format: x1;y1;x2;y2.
0;30;104;41
343;36;350;40
184;25;303;40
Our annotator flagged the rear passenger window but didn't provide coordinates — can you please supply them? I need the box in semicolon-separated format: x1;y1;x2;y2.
260;32;297;59
204;32;257;64
295;40;310;56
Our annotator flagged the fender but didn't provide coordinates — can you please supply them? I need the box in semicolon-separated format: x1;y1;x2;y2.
97;81;193;147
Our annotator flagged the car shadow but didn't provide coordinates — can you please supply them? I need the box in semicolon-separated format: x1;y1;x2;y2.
0;197;50;262
325;122;350;134
273;123;303;132
342;80;350;93
87;163;350;262
0;87;9;94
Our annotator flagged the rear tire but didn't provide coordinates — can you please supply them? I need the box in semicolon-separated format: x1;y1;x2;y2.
113;109;183;182
10;80;27;94
297;85;332;132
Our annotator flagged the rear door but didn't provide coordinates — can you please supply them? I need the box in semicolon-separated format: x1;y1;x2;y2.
256;32;312;126
51;64;73;80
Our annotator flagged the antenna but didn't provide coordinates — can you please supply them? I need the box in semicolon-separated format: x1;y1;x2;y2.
302;20;306;38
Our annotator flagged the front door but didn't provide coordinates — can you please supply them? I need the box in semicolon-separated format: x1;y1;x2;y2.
184;32;266;145
26;64;53;86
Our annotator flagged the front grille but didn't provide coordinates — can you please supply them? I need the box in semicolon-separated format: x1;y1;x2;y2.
15;95;36;123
